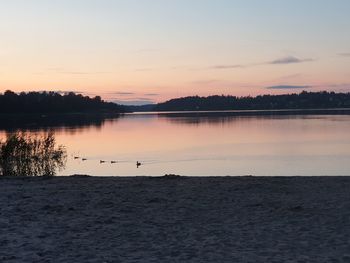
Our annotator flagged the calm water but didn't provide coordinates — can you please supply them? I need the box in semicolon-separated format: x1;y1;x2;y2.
1;111;350;176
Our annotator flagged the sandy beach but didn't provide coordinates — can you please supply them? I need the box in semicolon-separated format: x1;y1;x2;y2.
1;176;350;262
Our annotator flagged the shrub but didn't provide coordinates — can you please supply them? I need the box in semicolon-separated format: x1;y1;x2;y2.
0;132;66;176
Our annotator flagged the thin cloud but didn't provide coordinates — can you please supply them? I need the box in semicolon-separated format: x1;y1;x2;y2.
266;85;311;90
208;64;244;70
206;56;313;71
338;53;350;57
144;93;159;96
268;56;314;65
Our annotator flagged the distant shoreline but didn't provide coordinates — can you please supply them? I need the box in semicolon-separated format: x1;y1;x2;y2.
2;107;350;117
128;107;350;115
1;108;349;130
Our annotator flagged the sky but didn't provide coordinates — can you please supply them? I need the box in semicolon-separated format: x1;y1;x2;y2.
0;0;350;105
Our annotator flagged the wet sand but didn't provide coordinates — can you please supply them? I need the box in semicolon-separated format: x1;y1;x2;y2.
1;176;350;262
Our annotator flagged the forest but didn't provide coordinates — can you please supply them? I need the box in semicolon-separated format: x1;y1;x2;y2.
2;90;350;114
153;91;350;111
0;90;125;114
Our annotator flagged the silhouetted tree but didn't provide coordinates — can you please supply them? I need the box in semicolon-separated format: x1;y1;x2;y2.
0;132;67;176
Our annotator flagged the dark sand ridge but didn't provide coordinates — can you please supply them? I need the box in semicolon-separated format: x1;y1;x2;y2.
1;176;350;262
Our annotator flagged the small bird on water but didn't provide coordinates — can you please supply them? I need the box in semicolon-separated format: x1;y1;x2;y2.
74;156;80;159
136;161;141;168
111;161;117;164
82;158;87;161
100;160;106;164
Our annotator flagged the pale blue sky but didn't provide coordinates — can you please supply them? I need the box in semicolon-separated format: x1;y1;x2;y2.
0;0;349;104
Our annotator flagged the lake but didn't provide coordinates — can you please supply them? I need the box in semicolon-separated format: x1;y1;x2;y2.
1;110;350;176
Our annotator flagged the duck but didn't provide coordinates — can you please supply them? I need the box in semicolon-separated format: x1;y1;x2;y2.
111;161;117;164
74;156;80;159
136;161;142;167
100;160;106;164
82;158;87;161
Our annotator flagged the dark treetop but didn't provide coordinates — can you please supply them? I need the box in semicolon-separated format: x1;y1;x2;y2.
0;90;125;114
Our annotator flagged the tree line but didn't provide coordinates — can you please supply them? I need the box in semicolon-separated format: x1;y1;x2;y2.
153;91;350;111
0;90;125;114
3;90;350;113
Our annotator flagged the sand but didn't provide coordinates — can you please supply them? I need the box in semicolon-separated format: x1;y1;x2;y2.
1;176;350;263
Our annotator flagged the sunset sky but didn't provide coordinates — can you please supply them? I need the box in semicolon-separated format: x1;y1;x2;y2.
1;0;350;105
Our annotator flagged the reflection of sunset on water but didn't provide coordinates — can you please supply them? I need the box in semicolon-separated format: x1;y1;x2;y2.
8;112;345;177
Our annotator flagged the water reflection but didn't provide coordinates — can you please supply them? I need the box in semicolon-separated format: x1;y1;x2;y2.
0;113;121;134
0;110;350;176
156;109;350;125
